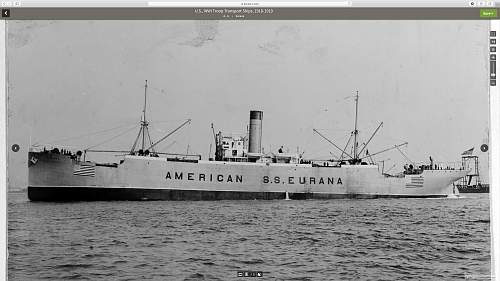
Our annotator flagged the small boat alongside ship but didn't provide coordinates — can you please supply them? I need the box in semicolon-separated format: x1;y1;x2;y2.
27;82;469;201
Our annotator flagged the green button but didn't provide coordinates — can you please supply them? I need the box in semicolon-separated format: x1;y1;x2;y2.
480;9;497;18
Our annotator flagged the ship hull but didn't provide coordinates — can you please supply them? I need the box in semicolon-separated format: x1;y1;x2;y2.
27;152;467;201
27;186;449;201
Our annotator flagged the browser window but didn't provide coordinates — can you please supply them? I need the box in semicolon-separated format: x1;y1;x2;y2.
1;1;498;280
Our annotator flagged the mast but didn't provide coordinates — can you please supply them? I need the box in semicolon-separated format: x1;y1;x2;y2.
130;80;152;154
211;123;218;160
141;80;148;151
312;90;402;166
353;91;359;161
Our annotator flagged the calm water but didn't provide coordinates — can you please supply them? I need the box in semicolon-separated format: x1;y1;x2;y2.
8;192;491;281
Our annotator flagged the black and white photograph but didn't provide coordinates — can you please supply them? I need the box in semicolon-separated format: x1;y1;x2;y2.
7;20;491;280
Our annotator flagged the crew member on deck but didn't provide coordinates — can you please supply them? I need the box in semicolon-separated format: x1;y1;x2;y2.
278;146;283;153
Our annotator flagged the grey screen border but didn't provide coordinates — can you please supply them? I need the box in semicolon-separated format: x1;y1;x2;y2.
0;7;498;20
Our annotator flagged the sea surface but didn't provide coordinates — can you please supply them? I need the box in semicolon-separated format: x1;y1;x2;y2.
8;192;491;281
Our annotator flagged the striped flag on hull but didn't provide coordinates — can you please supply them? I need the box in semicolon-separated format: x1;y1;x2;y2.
405;176;424;188
73;163;95;177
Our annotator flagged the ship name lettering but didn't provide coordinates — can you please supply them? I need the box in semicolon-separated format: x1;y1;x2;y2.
263;176;269;184
166;171;243;183
262;176;343;185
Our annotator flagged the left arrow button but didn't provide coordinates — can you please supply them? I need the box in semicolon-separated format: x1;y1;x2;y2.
2;9;10;17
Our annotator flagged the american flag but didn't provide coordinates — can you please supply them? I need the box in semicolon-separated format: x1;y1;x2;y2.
406;176;424;188
73;163;95;177
461;147;474;156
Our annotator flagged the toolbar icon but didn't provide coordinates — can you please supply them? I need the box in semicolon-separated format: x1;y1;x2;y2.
1;8;9;17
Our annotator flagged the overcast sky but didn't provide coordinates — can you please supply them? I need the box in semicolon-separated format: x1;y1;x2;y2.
7;20;490;189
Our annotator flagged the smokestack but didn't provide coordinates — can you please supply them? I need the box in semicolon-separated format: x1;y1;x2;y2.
248;110;263;154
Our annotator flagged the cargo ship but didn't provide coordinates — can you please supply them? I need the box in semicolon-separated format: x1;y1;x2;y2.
27;83;468;201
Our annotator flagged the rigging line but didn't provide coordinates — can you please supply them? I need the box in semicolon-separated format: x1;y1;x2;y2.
43;123;137;144
146;119;192;151
385;164;397;174
329;95;353;104
312;127;352;132
145;126;155;153
359;142;408;160
158;141;177;152
340;133;353;161
357;122;384;158
313;129;354;159
85;125;139;151
367;151;375;165
130;126;143;153
148;86;168;94
396;145;414;165
149;119;187;124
